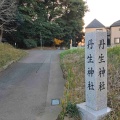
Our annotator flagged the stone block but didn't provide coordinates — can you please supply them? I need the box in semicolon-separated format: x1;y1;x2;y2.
77;102;111;120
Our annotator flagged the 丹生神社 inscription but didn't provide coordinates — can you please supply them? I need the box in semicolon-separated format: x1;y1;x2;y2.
85;32;107;110
77;32;111;120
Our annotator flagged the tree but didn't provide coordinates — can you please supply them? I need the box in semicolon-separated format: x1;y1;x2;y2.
0;0;17;41
13;0;47;48
10;0;87;48
14;0;63;48
55;0;88;46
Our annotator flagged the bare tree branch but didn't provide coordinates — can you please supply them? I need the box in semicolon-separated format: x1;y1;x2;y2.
0;0;17;23
0;0;17;41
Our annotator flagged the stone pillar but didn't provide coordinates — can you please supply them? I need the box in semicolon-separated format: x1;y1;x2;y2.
77;32;111;120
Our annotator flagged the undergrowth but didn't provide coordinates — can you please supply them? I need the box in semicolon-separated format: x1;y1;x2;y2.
60;47;120;120
0;43;26;68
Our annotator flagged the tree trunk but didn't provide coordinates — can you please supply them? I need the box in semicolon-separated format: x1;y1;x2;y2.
0;25;3;42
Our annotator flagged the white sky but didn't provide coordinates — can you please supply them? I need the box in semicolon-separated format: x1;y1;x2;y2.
84;0;120;29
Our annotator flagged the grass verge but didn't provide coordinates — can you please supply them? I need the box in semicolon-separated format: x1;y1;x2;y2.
59;47;120;120
0;43;26;69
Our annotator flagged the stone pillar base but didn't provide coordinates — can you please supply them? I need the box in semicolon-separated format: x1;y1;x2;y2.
77;102;111;120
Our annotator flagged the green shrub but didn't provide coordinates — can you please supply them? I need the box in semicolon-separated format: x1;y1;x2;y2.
23;39;37;48
66;102;80;119
58;101;81;120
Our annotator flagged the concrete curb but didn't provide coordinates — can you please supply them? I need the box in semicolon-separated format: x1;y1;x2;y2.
0;52;27;73
0;60;16;72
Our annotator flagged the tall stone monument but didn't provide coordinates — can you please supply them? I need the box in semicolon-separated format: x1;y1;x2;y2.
77;32;111;120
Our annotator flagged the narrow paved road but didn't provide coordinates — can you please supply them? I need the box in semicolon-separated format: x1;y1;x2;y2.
0;50;64;120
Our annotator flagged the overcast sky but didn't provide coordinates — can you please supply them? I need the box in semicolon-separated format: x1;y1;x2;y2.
84;0;120;28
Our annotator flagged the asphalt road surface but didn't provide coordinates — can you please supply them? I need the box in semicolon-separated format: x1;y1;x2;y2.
0;50;65;120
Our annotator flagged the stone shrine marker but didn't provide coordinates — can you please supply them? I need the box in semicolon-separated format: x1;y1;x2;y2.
77;32;111;120
86;32;107;110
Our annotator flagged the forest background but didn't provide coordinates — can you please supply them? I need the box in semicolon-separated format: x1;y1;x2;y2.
0;0;87;48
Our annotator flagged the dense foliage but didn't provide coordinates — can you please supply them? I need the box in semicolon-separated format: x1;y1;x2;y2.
3;0;87;48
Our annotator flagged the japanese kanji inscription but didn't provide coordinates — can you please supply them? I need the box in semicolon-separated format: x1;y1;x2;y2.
85;32;107;110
